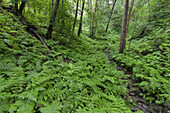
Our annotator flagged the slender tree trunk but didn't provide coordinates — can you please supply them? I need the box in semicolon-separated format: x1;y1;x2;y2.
72;0;79;38
105;0;117;32
46;0;60;39
147;0;150;22
119;0;129;53
91;0;97;37
78;0;85;36
125;0;134;37
14;1;18;14
122;0;134;53
19;0;26;14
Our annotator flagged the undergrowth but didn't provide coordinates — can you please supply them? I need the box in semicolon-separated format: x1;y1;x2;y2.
0;8;133;113
107;20;170;104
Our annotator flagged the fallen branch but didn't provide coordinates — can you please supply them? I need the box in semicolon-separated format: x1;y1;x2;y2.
31;29;50;51
1;5;50;51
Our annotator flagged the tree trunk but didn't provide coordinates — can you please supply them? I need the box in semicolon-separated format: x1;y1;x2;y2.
46;0;60;40
125;0;134;38
78;0;85;36
72;0;79;38
91;0;97;37
14;1;18;15
119;0;129;53
147;0;150;22
19;0;26;15
105;0;117;32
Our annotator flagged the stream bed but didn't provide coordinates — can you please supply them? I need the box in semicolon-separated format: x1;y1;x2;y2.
104;49;169;113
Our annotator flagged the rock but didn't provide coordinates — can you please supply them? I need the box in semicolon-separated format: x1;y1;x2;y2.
142;104;147;109
129;87;139;92
146;106;155;113
129;87;140;94
163;102;170;107
130;105;138;112
138;97;149;105
131;97;137;103
130;92;136;96
152;105;162;112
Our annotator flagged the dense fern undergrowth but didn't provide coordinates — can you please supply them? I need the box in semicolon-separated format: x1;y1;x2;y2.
0;8;132;113
0;6;169;113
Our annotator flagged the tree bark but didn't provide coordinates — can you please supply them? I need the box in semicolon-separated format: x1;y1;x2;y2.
125;0;134;38
147;0;150;22
78;0;85;36
72;0;79;38
105;0;117;32
46;0;60;40
19;0;26;15
14;2;18;14
119;0;129;53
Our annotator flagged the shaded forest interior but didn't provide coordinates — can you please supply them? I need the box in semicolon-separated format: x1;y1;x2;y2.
0;0;169;112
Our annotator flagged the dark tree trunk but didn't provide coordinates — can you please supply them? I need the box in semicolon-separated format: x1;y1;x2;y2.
105;0;117;32
119;0;129;53
125;0;134;38
147;0;150;22
19;0;26;15
14;2;18;14
78;0;85;36
91;0;97;37
72;0;79;38
46;0;60;40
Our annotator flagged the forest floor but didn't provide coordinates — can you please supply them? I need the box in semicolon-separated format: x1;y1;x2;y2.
104;49;169;113
0;6;169;113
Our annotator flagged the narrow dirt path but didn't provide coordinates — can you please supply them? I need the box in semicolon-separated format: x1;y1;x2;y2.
104;49;168;113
